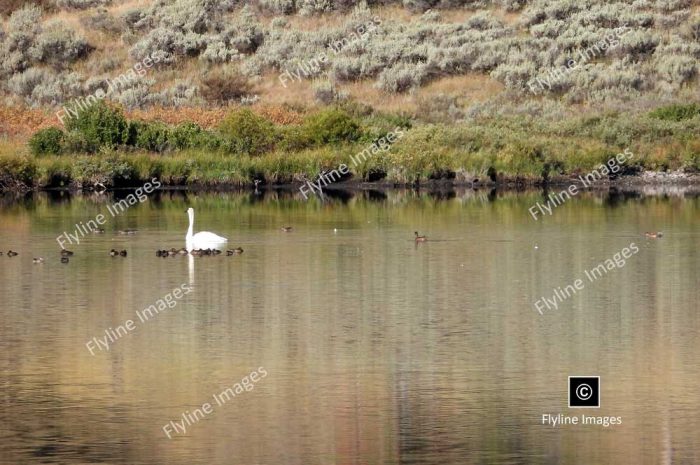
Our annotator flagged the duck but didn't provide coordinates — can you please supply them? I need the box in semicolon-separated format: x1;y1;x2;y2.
0;251;3;256
414;231;427;242
212;249;222;255
156;250;164;257
33;257;44;264
227;247;244;255
645;231;664;238
177;248;188;255
168;248;178;256
190;249;203;257
118;229;137;235
7;250;18;257
281;226;293;232
60;257;69;264
185;208;227;252
92;228;105;234
119;250;127;257
109;249;119;257
60;249;74;256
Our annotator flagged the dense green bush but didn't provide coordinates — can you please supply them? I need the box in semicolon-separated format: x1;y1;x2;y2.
277;125;311;152
168;123;225;151
301;108;361;145
0;155;37;190
218;108;277;155
134;121;171;152
62;130;91;153
169;122;202;150
29;127;65;156
649;103;700;121
71;155;134;187
65;101;128;151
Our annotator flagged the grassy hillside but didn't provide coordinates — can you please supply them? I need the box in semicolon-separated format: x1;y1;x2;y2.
1;0;699;117
1;0;700;190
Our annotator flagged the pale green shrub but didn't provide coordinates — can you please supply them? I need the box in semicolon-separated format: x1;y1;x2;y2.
56;0;111;9
654;0;690;13
657;35;700;59
212;6;264;55
685;15;700;42
8;67;83;106
29;20;91;68
152;80;202;107
200;41;241;63
113;81;154;109
298;0;334;15
402;0;439;12
656;10;690;29
617;30;660;57
657;55;697;86
80;8;122;35
0;6;90;77
259;0;296;14
271;17;287;28
0;5;42;73
313;79;347;103
491;63;538;91
377;63;428;93
129;27;183;63
121;9;146;30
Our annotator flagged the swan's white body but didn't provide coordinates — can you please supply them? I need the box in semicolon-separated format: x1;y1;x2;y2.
186;207;227;251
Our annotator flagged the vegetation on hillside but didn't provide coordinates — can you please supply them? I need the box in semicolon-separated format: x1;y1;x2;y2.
2;101;699;191
1;0;699;191
0;0;699;117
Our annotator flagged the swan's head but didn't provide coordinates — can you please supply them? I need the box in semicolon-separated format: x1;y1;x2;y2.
187;207;194;214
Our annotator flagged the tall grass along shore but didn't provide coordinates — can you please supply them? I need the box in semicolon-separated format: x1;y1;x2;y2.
1;102;699;192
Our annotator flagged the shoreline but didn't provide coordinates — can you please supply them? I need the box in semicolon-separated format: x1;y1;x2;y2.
8;171;700;195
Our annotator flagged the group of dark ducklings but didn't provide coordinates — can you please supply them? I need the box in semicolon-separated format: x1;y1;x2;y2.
3;246;244;264
4;228;244;263
155;247;244;257
5;227;661;264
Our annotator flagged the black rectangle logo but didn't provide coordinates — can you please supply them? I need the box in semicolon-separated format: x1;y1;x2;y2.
568;376;600;408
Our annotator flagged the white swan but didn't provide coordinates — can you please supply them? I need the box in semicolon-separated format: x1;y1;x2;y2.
186;207;228;251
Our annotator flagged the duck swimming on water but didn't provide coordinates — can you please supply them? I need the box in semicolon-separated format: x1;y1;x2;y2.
414;231;427;242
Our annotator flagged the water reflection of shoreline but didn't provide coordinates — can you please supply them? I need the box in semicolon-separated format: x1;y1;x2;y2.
0;191;698;465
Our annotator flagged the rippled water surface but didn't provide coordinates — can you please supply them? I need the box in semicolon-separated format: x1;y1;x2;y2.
1;189;699;465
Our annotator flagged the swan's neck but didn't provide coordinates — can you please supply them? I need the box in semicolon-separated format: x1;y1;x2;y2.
186;211;194;240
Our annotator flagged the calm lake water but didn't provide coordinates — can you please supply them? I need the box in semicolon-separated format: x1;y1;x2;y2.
1;188;699;465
